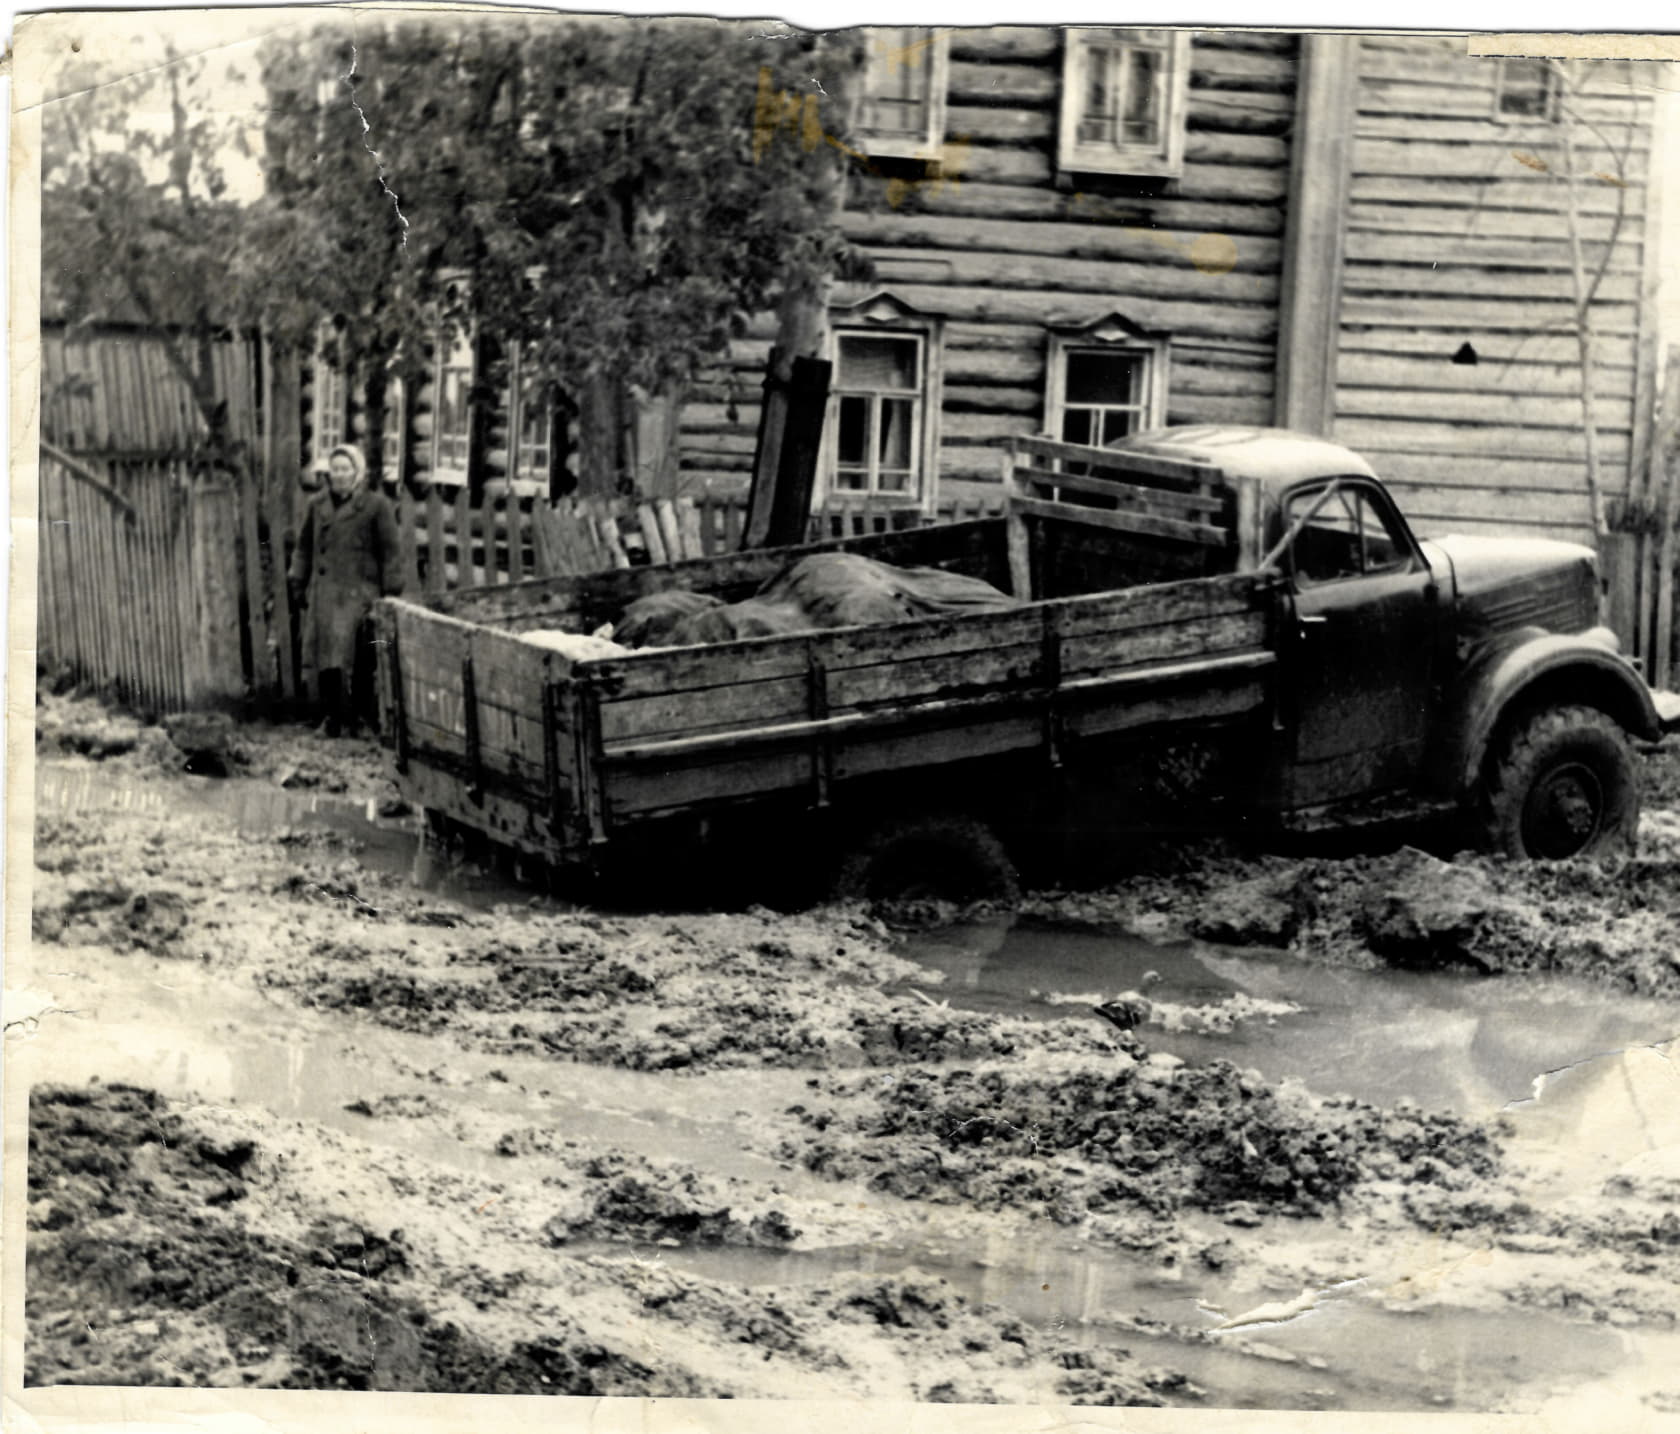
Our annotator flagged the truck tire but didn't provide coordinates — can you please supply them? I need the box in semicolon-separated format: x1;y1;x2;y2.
1479;705;1638;860
831;812;1020;907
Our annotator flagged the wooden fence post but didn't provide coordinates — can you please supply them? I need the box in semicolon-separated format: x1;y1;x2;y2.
1652;348;1679;689
188;483;247;708
265;340;304;704
1601;532;1638;651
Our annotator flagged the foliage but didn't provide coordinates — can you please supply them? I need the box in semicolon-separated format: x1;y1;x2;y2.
255;15;867;399
41;43;267;462
43;15;866;485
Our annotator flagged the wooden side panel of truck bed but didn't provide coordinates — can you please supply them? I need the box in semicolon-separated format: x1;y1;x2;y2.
377;517;1277;867
584;570;1278;822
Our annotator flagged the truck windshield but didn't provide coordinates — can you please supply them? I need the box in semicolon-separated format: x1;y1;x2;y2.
1284;483;1410;587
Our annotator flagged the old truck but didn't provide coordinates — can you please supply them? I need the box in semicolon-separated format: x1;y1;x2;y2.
374;425;1678;901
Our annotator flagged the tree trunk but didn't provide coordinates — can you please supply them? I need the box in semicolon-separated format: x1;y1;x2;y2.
576;374;626;497
363;363;389;487
756;36;856;520
1558;96;1608;541
630;383;685;498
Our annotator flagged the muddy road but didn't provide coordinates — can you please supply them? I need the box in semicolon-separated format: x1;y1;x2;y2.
15;693;1680;1413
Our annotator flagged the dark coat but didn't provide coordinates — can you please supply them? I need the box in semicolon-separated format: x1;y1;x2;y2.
289;485;404;675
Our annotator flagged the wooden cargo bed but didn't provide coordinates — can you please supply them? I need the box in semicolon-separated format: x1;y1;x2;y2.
376;438;1281;869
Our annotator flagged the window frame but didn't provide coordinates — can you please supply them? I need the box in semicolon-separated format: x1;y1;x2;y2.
1044;328;1170;449
1280;478;1419;590
431;318;476;487
855;27;951;160
1057;28;1190;180
506;345;557;497
822;315;944;511
380;372;406;488
310;323;349;467
1493;57;1562;125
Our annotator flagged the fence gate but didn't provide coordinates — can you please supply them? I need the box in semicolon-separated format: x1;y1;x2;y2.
37;442;244;714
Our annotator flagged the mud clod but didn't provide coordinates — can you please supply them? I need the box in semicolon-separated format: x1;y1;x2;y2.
786;1061;1502;1227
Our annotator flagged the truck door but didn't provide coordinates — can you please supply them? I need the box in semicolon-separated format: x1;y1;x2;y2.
1280;478;1440;808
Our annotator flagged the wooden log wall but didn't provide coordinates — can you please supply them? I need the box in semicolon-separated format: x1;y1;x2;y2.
677;28;1299;491
1331;36;1657;547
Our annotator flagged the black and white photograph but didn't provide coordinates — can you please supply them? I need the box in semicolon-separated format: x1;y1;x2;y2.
8;7;1680;1425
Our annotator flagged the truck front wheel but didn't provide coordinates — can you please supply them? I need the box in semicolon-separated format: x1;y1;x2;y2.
1479;705;1638;860
831;811;1020;908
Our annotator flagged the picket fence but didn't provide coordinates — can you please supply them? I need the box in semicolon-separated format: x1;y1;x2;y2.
41;439;1007;716
386;486;1006;593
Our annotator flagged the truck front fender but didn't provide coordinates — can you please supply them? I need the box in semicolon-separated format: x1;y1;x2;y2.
1432;628;1664;799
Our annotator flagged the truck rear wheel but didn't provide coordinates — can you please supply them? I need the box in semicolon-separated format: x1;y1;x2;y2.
1479;705;1638;860
831;811;1020;908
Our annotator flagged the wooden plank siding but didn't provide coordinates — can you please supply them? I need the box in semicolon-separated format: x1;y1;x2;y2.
676;29;1301;494
1329;35;1656;548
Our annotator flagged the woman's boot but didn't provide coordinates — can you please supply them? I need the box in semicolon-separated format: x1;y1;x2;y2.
317;669;344;739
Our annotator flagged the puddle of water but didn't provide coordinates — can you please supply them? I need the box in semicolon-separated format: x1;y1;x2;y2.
35;763;540;912
900;917;1680;1123
20;774;1677;1412
14;944;815;1193
566;1232;1632;1412
16;934;1667;1415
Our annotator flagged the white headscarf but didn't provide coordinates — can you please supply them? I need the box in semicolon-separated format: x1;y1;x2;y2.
328;444;368;489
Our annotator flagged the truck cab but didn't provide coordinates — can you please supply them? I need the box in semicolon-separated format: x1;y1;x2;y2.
1105;425;1673;859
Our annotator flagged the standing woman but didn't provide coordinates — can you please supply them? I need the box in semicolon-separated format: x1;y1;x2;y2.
288;444;403;737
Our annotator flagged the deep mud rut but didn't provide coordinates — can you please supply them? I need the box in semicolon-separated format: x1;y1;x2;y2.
13;694;1680;1413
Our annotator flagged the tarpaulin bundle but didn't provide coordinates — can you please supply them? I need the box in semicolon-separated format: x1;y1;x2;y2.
615;553;1017;649
614;589;726;648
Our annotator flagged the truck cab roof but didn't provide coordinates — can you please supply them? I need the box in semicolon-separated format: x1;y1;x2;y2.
1107;425;1379;492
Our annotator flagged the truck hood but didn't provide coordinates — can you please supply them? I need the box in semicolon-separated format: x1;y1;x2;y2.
1423;534;1599;641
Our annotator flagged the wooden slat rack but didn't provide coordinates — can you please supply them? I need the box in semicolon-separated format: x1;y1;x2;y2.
1004;434;1263;597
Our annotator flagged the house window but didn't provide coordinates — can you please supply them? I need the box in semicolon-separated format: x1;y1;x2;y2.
433;322;474;481
381;374;405;484
856;27;950;158
508;348;554;492
832;330;928;498
1046;331;1168;448
1494;58;1561;122
311;324;347;464
1058;29;1189;178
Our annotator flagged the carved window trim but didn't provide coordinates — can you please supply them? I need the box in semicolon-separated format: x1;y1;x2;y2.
822;292;945;511
855;27;951;160
1057;29;1190;179
1043;317;1170;446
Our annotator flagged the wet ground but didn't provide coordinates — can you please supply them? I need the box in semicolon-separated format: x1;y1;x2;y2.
902;917;1680;1125
14;695;1680;1413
